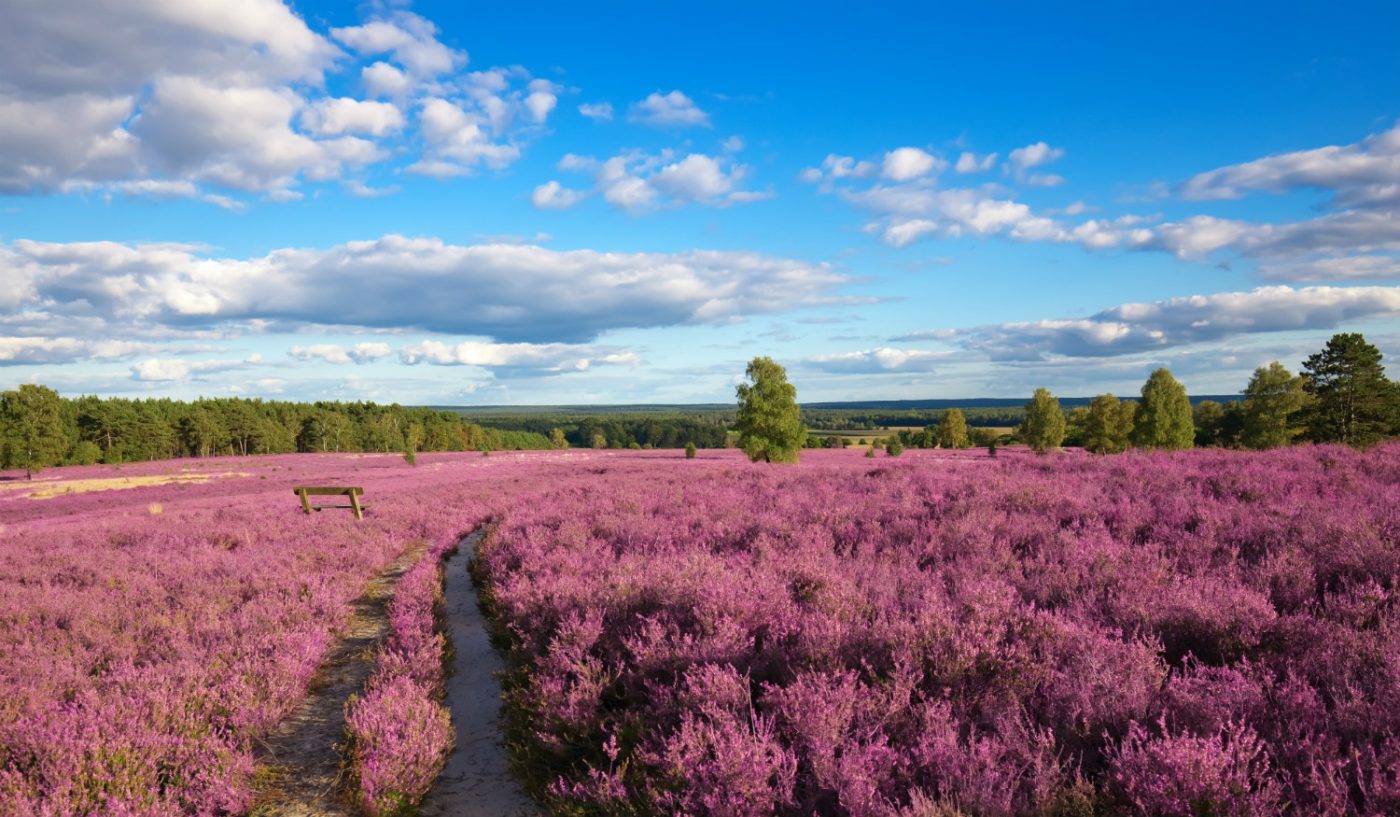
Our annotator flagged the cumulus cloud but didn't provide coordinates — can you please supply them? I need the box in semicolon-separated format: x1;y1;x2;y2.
955;151;997;174
300;98;405;136
1181;122;1400;209
1006;141;1065;175
398;339;639;374
814;129;1400;285
288;343;392;365
1256;255;1400;282
950;285;1400;360
531;180;587;210
330;13;465;78
362;62;412;97
578;101;614;121
0;337;150;366
553;148;769;213
881;147;944;181
524;79;560;123
627;90;709;128
0;2;553;202
130;355;261;382
805;347;947;373
1;235;845;345
799;154;878;186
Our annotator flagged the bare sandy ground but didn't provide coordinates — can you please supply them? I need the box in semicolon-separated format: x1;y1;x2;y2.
418;532;539;817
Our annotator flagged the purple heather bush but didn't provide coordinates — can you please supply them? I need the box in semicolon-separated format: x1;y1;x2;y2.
0;450;584;815
5;445;1400;816
344;529;473;816
474;444;1400;817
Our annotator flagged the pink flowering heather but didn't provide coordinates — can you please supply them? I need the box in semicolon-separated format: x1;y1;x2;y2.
475;445;1400;817
6;445;1400;816
0;450;595;815
344;529;476;815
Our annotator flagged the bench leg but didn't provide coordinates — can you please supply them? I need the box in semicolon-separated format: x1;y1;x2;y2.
298;490;313;514
349;492;364;520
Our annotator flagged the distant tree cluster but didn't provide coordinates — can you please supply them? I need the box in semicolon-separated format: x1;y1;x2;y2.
1022;333;1400;455
474;415;727;450
0;390;552;478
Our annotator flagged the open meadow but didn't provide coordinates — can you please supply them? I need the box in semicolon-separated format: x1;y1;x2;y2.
2;445;1398;816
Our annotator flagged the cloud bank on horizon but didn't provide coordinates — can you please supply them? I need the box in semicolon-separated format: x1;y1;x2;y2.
2;0;1398;404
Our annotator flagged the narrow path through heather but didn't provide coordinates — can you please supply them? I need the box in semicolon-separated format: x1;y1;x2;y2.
251;543;426;816
419;531;539;816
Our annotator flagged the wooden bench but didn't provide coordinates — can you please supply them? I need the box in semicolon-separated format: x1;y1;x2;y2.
293;486;368;520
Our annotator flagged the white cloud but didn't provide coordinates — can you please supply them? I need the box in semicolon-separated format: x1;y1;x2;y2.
130;355;260;382
0;337;150;365
330;13;465;78
2;235;845;344
1006;141;1065;175
362;62;411;97
881;147;943;181
1256;255;1400;282
398;339;639;374
806;347;947;373
800;154;878;186
0;2;550;201
414;96;521;173
955;151;997;174
300;98;405;136
1181;122;1400;209
288;342;392;365
578;101;614;121
627;90;709;128
952;285;1400;360
531;180;587;210
558;149;768;213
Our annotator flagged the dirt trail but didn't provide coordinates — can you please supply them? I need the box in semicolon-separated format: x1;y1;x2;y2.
250;544;426;817
418;532;539;816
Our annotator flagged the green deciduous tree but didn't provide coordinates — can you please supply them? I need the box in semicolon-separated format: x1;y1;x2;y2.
1301;333;1398;448
734;356;806;463
1;384;68;478
1083;394;1135;454
1133;368;1194;450
936;409;970;448
1242;362;1309;449
1019;388;1067;454
549;428;569;449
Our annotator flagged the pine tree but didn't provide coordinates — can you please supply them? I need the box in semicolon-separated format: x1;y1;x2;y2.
1301;333;1397;447
1019;388;1067;454
1133;368;1194;450
734;356;806;463
1242;362;1308;449
1;384;68;478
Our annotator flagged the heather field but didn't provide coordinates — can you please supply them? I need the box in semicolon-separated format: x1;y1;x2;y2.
2;445;1399;816
476;446;1400;817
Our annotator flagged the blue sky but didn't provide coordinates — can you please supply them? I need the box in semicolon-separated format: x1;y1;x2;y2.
3;1;1399;404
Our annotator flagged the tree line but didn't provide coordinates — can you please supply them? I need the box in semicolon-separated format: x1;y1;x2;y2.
0;392;553;477
730;334;1400;465
475;415;728;450
1015;333;1400;454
